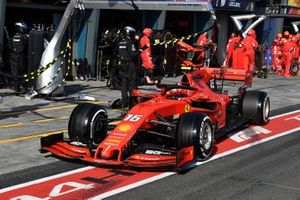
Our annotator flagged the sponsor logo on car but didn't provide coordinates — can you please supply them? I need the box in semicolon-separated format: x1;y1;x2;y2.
117;123;133;132
106;138;122;144
145;150;172;155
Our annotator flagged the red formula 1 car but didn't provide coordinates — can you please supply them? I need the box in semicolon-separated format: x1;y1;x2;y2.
41;68;270;169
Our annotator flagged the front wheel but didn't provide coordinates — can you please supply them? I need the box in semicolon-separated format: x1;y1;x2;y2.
68;103;108;144
176;112;214;160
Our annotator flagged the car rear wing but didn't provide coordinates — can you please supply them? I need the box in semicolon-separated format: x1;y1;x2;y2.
193;68;252;87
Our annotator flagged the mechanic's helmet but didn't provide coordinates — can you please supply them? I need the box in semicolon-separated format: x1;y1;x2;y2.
247;29;256;38
283;31;290;38
143;28;153;37
14;21;28;33
123;26;136;39
276;33;282;39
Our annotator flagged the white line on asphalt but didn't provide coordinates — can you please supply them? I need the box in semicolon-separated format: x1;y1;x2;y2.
0;109;299;196
270;109;299;119
90;126;300;200
89;172;175;200
0;166;95;193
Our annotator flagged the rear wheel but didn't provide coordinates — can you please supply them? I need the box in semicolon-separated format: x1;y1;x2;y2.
68;103;108;144
242;91;270;125
176;112;214;160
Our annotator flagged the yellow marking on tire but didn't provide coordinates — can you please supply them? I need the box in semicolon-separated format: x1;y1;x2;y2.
33;116;67;123
0;123;24;128
0;129;68;144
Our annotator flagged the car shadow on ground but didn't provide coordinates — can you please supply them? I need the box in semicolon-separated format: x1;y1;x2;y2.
0;103;51;120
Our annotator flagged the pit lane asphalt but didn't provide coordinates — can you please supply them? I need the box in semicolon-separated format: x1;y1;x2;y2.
0;74;299;199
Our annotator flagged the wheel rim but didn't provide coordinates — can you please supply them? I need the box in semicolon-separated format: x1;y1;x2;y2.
199;122;212;151
263;97;270;122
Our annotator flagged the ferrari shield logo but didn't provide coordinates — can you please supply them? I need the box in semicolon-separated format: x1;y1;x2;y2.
185;104;190;112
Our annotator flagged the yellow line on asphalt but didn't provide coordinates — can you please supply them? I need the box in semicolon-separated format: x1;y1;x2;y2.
0;129;68;144
0;120;121;144
0;101;108;117
34;104;76;112
33;116;67;123
0;122;24;128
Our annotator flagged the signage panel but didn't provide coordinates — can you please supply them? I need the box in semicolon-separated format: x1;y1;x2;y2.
210;0;255;11
288;0;300;8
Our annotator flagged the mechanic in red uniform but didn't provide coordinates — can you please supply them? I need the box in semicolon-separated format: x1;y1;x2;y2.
282;36;298;77
195;32;212;64
242;29;258;73
297;34;300;73
271;33;283;74
224;33;241;68
139;28;155;84
283;31;291;41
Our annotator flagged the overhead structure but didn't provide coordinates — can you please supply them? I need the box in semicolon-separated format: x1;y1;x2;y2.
291;21;300;33
231;14;300;38
36;0;214;95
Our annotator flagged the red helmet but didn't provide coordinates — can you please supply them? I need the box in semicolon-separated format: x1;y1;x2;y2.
247;29;256;38
143;28;152;37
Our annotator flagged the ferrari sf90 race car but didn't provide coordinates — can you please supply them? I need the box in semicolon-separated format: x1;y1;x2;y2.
41;67;270;169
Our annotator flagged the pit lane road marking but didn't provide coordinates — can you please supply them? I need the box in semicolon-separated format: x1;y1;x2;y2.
32;117;67;123
0;101;108;117
0;120;121;144
0;129;67;144
0;109;299;200
0;122;24;128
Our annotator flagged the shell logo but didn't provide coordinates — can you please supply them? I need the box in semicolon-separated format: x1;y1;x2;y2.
117;123;133;132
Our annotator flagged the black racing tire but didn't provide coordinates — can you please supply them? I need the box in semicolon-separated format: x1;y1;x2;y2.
68;103;108;144
176;112;214;160
290;62;299;76
242;91;270;125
